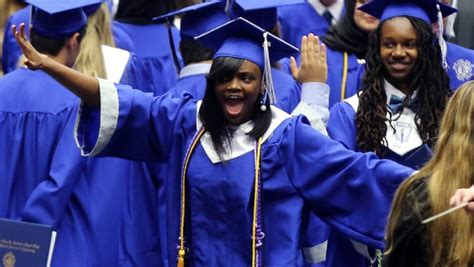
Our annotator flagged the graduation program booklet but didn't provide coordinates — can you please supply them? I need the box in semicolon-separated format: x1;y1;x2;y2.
0;218;56;267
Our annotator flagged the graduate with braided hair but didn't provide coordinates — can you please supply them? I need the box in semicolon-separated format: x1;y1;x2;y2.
324;0;455;266
329;0;454;170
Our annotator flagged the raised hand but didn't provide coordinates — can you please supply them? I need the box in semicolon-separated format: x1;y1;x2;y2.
12;23;100;107
290;33;328;84
12;23;49;70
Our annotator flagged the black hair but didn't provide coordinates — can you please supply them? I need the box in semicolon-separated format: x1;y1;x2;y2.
179;39;215;65
199;57;272;157
30;27;86;56
356;16;451;155
115;0;175;24
323;0;371;58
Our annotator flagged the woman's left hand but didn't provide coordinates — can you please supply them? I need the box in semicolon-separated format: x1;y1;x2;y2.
290;33;328;84
449;185;474;214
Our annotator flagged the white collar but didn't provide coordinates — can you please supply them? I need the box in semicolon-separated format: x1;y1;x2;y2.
179;63;212;78
384;80;407;105
309;0;344;21
344;82;423;156
195;101;291;163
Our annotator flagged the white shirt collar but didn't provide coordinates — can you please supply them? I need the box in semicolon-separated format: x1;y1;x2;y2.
179;63;212;79
195;101;291;163
309;0;344;22
344;81;423;156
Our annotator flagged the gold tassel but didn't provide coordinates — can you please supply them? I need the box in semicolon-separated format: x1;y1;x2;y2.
177;249;185;267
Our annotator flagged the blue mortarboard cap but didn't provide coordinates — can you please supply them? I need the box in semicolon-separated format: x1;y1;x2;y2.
195;17;298;69
154;1;229;40
359;0;457;24
196;17;299;105
26;0;102;38
230;0;306;30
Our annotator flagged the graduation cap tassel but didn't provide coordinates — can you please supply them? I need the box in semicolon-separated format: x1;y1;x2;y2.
262;32;276;107
177;249;185;267
436;3;449;70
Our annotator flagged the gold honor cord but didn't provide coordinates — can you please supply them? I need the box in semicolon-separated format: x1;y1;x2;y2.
340;52;349;101
177;127;206;267
177;129;264;267
251;137;264;267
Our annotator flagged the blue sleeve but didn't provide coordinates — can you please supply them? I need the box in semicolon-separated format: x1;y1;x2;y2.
327;102;358;150
281;117;413;248
76;79;195;162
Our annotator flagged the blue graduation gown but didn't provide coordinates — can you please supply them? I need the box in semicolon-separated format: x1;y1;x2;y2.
112;24;136;52
76;80;413;267
112;21;182;96
167;63;210;100
0;68;95;265
446;42;474;90
321;96;432;267
325;48;365;108
0;68;155;267
278;3;331;49
169;63;301;113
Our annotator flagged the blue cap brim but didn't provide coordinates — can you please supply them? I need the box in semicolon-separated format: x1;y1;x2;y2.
153;1;225;22
26;0;103;14
153;1;229;39
195;17;298;69
233;0;306;11
27;0;102;38
358;0;457;24
230;0;306;30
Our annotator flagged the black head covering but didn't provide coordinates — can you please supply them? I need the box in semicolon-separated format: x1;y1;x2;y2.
322;0;371;59
115;0;176;24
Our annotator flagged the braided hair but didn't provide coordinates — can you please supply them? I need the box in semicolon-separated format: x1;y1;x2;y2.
356;16;451;155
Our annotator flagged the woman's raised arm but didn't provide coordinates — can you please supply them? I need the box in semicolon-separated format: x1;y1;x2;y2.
12;23;100;107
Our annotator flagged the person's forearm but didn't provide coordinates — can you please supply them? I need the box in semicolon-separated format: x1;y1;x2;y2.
42;58;100;107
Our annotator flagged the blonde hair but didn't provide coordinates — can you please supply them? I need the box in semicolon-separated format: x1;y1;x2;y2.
73;3;115;79
386;81;474;266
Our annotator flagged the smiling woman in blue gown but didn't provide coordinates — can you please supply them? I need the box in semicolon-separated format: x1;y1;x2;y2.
12;16;414;267
324;0;455;266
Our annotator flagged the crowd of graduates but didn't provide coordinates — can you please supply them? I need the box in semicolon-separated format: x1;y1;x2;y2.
0;0;473;266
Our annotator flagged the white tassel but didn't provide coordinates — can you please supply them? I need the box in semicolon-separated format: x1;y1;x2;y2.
262;32;277;105
436;4;449;70
224;0;232;15
445;0;458;38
